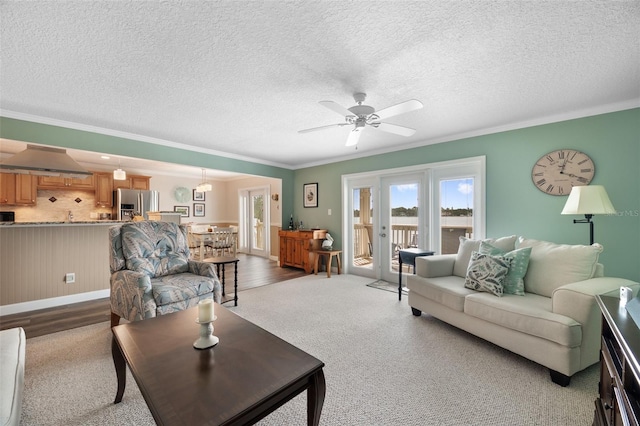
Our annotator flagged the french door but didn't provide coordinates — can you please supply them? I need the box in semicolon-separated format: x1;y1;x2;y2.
238;187;269;257
343;157;485;284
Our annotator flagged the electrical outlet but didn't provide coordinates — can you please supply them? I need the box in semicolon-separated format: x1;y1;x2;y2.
65;273;75;284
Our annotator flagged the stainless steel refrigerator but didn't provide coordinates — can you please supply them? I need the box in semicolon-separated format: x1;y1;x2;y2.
114;188;160;220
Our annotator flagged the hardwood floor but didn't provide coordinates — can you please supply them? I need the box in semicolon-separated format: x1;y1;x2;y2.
0;254;306;339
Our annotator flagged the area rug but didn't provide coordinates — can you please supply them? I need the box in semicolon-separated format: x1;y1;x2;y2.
22;274;598;425
366;278;407;295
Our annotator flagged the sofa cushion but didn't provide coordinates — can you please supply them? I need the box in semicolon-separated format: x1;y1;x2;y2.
453;235;517;278
121;221;190;278
516;237;603;297
0;327;25;426
464;252;510;296
464;292;582;347
407;275;474;312
151;273;216;307
479;242;532;296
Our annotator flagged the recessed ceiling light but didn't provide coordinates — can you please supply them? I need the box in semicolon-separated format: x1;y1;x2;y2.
101;155;110;160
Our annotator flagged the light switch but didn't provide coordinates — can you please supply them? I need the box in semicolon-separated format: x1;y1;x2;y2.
328;209;332;216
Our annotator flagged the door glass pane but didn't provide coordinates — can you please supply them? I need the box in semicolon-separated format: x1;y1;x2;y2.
352;187;373;269
390;183;418;273
252;194;264;250
440;178;474;254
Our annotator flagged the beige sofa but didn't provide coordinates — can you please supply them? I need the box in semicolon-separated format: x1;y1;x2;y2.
0;327;25;426
407;236;639;386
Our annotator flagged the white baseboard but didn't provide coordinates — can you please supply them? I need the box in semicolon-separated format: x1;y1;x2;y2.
0;290;110;316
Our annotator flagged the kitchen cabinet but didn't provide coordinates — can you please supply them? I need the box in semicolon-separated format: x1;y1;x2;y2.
38;174;95;190
0;173;36;205
94;172;113;207
15;175;37;205
0;173;16;205
113;175;150;190
278;229;326;273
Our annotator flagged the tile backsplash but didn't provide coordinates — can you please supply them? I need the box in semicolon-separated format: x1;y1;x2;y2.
0;190;113;222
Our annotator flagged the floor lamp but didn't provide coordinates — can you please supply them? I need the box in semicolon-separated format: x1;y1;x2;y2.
561;185;616;245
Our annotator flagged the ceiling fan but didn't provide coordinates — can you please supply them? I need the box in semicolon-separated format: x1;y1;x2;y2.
298;93;423;147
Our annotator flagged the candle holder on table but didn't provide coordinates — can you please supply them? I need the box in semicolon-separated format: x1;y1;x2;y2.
194;316;219;349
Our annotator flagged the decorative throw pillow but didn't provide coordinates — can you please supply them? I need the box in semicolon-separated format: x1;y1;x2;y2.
516;237;603;297
478;241;532;296
464;252;511;297
453;235;517;278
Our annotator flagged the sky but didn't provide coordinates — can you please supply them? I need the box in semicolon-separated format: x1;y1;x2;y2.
354;178;474;210
391;178;474;209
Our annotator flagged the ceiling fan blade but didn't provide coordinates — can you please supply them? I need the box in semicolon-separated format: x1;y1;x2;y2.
298;123;349;134
375;99;423;120
375;122;417;137
319;101;354;117
345;128;363;146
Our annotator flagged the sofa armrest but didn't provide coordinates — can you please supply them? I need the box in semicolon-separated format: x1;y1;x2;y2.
415;254;456;278
552;277;640;320
188;261;223;303
552;277;640;369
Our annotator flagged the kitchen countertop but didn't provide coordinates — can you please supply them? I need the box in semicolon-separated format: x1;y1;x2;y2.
0;220;125;227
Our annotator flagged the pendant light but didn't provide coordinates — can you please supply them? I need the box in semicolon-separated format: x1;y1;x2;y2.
196;168;212;192
113;158;126;180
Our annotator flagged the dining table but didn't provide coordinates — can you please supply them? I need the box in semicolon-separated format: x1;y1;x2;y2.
190;230;237;261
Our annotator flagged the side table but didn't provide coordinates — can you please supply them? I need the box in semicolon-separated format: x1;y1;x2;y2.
398;248;434;301
208;256;239;306
312;249;342;278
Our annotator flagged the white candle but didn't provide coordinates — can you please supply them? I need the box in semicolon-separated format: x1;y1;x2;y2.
198;299;214;322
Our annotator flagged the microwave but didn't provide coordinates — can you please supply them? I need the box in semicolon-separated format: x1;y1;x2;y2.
0;212;15;222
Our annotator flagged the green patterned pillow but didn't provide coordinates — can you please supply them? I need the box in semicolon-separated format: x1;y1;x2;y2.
479;241;531;296
464;251;510;297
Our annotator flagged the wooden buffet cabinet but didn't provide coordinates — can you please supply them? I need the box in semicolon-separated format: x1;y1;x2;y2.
279;229;327;274
594;295;640;426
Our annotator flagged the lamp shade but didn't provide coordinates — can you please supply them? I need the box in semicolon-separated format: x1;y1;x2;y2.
561;185;616;215
113;168;127;180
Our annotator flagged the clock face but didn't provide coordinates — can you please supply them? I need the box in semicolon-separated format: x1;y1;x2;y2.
531;149;595;196
174;187;190;203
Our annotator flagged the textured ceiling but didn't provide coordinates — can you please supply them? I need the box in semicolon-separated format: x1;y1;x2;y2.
1;1;639;172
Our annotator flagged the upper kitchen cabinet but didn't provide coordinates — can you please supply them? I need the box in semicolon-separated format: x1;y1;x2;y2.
38;174;95;190
0;173;36;205
113;175;150;190
15;175;37;205
94;172;113;207
0;173;16;205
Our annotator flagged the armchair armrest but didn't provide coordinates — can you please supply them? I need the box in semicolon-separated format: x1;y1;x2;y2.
188;261;223;303
415;254;456;278
110;270;152;322
552;277;640;369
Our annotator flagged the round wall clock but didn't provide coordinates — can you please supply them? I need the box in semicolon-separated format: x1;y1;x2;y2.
174;187;190;203
531;149;595;196
531;149;595;195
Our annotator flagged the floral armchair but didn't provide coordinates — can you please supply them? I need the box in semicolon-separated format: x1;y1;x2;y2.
109;221;222;327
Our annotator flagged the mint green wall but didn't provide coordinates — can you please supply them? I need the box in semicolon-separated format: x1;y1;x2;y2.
2;110;638;280
293;109;639;281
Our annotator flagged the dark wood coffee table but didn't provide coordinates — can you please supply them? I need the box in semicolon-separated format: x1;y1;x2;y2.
112;305;326;425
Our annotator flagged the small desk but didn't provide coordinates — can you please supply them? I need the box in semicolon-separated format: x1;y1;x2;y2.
398;248;435;301
208;256;239;306
312;249;342;278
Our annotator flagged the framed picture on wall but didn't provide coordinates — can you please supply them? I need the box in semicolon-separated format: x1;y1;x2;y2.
174;206;189;217
193;190;205;201
303;183;318;208
193;203;205;217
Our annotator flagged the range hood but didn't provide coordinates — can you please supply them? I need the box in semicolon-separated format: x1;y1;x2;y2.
0;144;93;178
